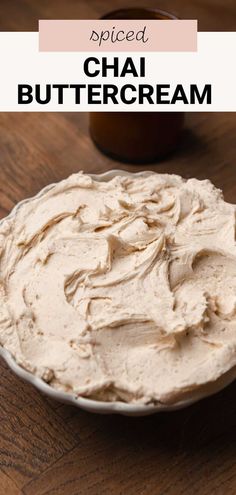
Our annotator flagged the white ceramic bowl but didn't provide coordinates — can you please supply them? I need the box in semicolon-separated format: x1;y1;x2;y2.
1;169;236;416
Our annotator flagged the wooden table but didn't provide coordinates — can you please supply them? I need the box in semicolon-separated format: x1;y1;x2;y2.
0;1;236;494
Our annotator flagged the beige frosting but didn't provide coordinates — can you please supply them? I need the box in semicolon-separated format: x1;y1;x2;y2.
0;171;236;404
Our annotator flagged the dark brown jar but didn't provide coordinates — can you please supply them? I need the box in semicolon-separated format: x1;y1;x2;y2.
89;8;185;164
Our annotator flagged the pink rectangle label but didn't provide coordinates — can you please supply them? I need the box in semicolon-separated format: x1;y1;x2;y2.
39;20;197;52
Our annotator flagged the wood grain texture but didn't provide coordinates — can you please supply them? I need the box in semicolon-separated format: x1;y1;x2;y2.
0;1;236;494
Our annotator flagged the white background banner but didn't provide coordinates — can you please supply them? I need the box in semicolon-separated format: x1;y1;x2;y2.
0;32;235;111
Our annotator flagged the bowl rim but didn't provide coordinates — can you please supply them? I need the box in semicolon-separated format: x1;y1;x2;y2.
1;168;236;416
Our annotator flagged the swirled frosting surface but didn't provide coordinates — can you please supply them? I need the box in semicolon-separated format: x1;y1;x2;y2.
0;172;236;404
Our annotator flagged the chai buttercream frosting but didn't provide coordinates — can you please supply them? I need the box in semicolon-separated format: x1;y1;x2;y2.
0;171;236;404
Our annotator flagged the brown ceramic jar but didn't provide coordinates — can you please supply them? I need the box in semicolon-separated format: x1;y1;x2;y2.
89;8;185;163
